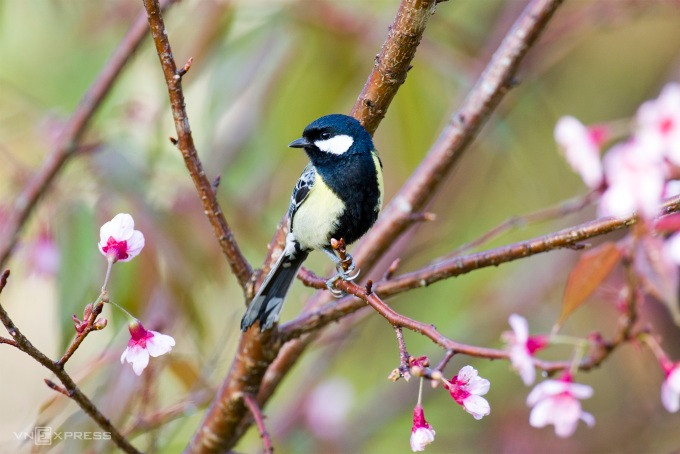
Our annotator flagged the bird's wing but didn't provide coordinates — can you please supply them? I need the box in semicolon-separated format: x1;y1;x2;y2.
288;163;316;219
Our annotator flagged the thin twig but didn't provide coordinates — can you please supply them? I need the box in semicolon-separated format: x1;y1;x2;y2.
0;336;18;348
288;268;627;374
0;270;139;454
0;0;177;269
56;298;106;368
242;394;274;454
142;0;253;291
394;326;410;379
434;350;455;373
447;190;598;257
122;388;214;436
44;379;72;397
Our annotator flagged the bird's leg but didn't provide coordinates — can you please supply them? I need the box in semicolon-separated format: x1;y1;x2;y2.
322;247;360;281
322;245;361;298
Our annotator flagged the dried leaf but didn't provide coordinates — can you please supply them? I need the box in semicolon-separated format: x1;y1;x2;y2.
557;242;622;327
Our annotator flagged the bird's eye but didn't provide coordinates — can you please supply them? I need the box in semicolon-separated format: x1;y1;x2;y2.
320;132;331;140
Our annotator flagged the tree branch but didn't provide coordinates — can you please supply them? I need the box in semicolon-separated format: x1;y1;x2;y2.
142;0;253;292
0;0;177;269
282;196;680;336
0;270;139;454
351;0;439;135
242;394;274;454
187;0;565;451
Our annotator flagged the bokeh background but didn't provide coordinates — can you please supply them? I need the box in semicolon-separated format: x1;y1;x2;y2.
1;0;680;452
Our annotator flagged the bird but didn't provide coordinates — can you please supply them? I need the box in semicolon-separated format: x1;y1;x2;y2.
241;114;384;331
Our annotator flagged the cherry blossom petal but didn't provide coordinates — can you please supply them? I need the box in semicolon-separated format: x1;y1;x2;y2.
526;380;568;406
580;411;596;427
145;331;176;357
457;365;477;383
552;396;582;438
118;230;145;262
466;376;490;395
100;213;135;243
410;426;436;452
510;346;535;386
463;395;490;420
566;382;594;400
508;313;529;342
661;367;680;413
528;397;553;428
121;345;150;376
554;116;604;189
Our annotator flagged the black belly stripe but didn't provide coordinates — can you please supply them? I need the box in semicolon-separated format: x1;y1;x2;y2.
315;152;381;245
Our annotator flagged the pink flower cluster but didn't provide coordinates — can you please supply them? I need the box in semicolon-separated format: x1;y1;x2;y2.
555;83;680;219
95;214;175;375
407;364;490;452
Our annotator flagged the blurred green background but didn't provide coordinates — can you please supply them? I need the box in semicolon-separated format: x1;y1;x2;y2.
1;0;680;452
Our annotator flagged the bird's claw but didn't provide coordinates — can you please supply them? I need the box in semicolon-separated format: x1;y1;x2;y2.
336;266;360;281
325;275;345;298
336;253;360;281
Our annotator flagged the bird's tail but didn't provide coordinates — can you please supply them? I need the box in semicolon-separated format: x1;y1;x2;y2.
240;251;309;331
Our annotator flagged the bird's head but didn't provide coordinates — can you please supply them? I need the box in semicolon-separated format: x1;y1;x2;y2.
289;114;374;164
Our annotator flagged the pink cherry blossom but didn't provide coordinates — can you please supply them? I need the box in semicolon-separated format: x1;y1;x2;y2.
98;213;145;263
636;83;680;164
502;314;548;385
410;404;435;452
661;362;680;413
554;116;606;189
120;320;175;375
526;374;595;438
599;140;666;219
443;365;490;420
26;230;60;277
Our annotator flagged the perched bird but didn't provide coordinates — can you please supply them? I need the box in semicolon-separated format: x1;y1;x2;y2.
241;114;384;331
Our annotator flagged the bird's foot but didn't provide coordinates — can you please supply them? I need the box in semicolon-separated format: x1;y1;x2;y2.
336;253;360;281
325;275;345;298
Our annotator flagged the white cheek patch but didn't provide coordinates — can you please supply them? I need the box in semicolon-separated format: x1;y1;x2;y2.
314;134;354;155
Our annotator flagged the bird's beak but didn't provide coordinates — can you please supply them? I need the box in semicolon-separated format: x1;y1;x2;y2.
288;137;311;148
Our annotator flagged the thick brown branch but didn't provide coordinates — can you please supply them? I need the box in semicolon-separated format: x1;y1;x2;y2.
0;270;139;454
0;0;177;269
142;0;253;291
242;394;274;454
351;0;439;135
